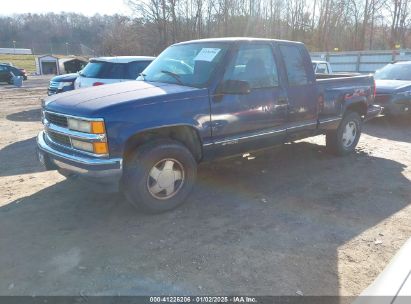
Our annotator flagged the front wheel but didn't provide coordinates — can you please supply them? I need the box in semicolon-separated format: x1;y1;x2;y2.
326;112;362;156
122;139;197;213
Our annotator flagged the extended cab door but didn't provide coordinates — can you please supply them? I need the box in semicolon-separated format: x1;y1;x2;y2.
210;43;288;156
278;44;318;132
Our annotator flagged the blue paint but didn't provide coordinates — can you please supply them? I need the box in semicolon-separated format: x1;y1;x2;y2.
39;38;378;182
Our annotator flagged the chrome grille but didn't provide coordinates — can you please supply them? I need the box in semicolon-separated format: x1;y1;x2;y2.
47;131;71;147
45;112;68;127
42;111;108;157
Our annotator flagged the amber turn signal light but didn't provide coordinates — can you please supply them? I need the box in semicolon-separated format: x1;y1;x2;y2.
91;121;105;134
93;142;108;154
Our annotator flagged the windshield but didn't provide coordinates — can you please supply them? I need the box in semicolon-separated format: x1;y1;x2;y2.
139;43;229;88
374;63;411;80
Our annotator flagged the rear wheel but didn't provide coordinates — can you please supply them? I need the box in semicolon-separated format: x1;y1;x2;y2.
122;139;197;213
326;112;362;156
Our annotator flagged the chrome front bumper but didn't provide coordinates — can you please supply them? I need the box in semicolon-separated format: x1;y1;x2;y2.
37;131;122;183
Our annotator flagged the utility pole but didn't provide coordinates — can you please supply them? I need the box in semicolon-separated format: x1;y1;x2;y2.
65;42;69;56
13;40;16;54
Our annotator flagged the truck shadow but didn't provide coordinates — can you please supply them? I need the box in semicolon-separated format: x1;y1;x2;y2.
0;137;45;177
364;115;411;143
6;108;41;122
0;141;410;296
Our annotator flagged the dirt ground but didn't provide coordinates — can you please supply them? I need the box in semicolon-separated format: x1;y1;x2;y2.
0;76;410;296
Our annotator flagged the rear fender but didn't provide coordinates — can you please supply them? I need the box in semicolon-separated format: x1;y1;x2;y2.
343;99;368;117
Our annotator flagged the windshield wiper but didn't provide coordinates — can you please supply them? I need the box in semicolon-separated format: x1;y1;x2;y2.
160;70;183;85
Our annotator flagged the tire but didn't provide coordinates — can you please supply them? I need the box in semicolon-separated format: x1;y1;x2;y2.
122;139;197;213
326;112;362;156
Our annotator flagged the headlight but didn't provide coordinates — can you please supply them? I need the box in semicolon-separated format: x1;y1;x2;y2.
71;139;94;152
67;118;105;134
58;82;73;89
67;118;91;133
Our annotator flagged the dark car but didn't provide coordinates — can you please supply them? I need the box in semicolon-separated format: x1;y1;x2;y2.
0;64;27;83
38;38;379;213
374;61;411;116
48;73;78;95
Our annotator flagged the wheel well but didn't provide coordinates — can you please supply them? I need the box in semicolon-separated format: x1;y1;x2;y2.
123;126;202;163
346;102;367;117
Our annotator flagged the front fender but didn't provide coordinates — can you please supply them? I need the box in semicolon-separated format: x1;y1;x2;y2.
104;96;211;157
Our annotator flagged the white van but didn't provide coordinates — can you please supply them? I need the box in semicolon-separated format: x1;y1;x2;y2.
312;60;333;74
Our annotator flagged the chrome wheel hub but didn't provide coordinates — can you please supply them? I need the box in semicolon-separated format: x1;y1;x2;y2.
147;159;184;200
342;121;357;148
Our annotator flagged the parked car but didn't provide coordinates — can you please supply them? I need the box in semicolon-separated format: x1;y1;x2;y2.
74;56;155;89
37;38;380;213
0;63;27;83
312;60;333;74
47;73;78;95
374;61;411;116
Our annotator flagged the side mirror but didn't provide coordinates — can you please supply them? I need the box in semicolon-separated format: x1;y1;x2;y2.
218;80;251;95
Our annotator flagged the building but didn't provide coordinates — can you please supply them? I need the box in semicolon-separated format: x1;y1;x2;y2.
35;55;88;75
35;55;59;75
58;57;87;74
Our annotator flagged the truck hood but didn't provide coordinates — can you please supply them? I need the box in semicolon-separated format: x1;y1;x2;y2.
375;79;411;94
44;81;205;116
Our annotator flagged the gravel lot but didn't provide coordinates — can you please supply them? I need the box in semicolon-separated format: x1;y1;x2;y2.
0;76;410;296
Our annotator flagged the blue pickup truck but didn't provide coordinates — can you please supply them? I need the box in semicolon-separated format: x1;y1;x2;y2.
37;38;380;213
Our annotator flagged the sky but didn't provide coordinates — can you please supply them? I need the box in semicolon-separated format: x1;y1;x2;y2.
0;0;133;16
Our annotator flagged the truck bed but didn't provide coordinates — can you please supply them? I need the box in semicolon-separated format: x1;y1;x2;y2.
316;74;375;119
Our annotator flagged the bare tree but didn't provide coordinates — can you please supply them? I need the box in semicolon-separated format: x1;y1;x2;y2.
2;0;410;56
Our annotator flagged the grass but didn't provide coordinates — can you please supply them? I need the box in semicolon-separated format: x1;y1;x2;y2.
0;54;86;74
0;54;37;73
